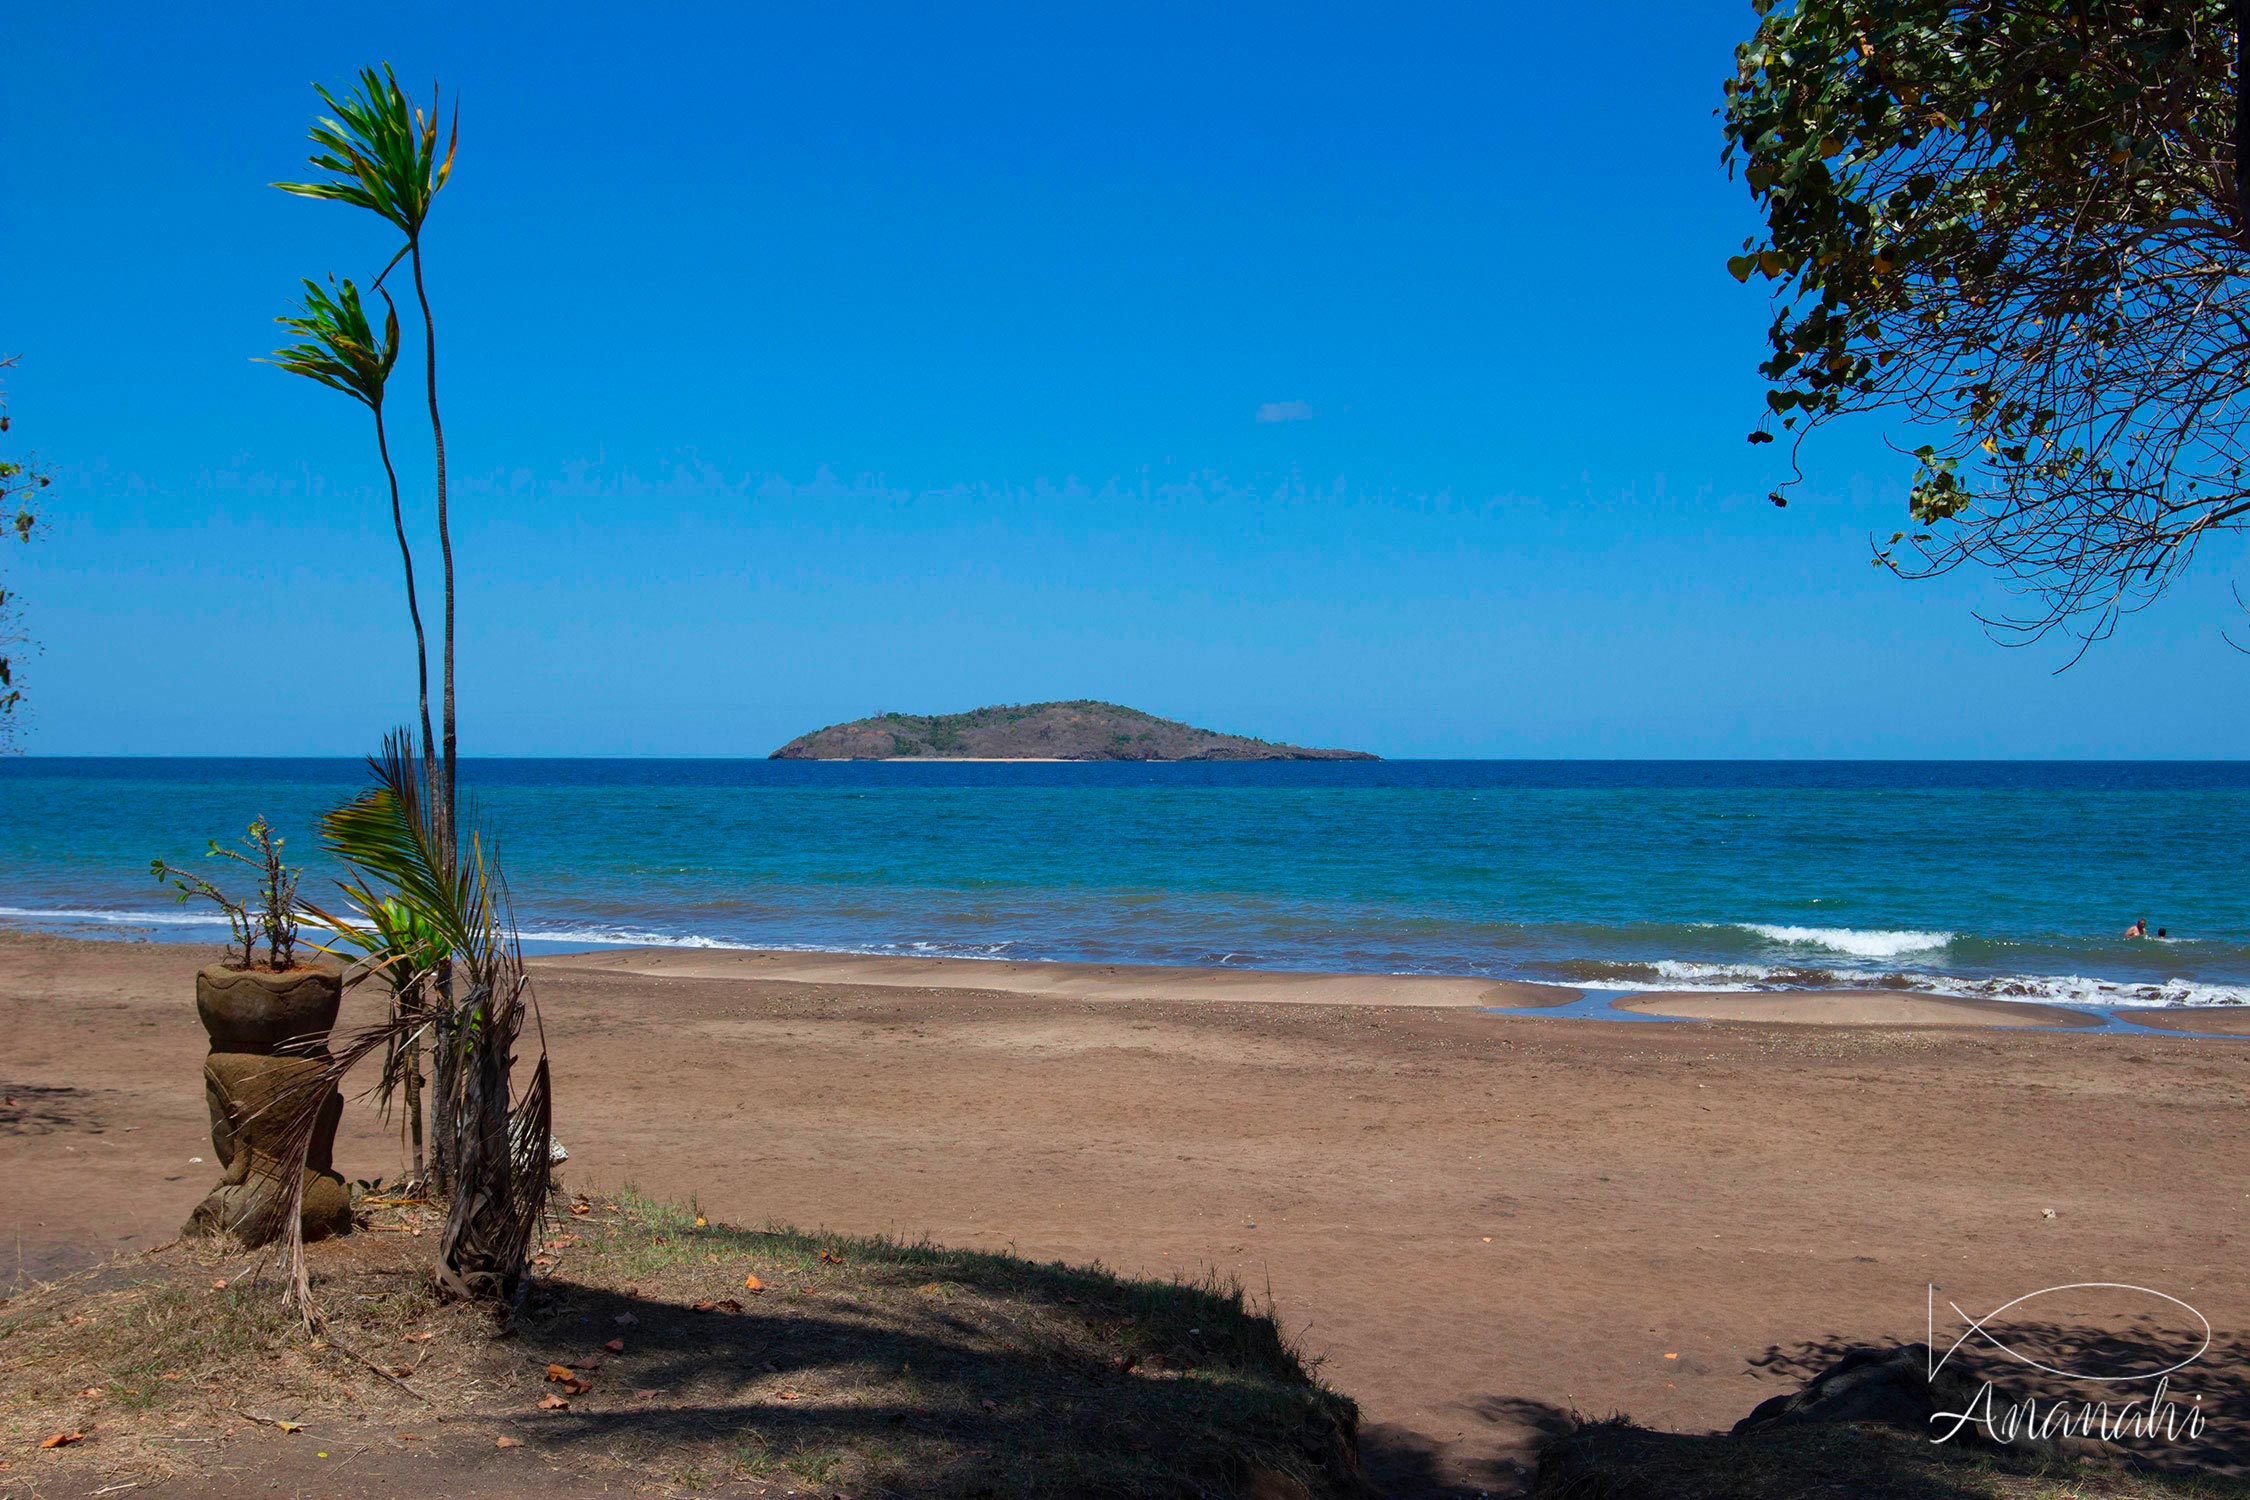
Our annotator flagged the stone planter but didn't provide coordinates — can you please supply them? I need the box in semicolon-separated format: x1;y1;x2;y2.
184;964;353;1245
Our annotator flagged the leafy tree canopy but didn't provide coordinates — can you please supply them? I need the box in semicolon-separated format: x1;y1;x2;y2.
1724;0;2248;650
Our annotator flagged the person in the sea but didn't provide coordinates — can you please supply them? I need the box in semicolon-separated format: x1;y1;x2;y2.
2157;927;2169;939
2124;918;2148;938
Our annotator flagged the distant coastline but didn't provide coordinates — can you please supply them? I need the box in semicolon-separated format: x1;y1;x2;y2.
770;700;1379;761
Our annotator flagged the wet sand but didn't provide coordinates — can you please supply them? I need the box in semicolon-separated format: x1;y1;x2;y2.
4;932;2246;1496
1612;989;2103;1028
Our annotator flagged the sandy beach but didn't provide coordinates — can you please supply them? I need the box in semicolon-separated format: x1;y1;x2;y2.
4;931;2246;1495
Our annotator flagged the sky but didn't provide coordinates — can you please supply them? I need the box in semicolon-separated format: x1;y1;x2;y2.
3;3;2246;758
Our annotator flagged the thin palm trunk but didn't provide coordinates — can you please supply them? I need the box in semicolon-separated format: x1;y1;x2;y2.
410;242;456;857
408;238;463;1193
373;407;437;1190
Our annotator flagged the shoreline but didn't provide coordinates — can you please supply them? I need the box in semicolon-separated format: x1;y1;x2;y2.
6;930;2247;1490
4;922;2246;1030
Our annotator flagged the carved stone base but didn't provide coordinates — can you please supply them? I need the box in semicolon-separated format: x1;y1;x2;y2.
182;966;353;1246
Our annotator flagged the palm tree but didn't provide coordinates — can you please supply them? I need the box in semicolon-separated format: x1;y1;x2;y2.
267;278;442;1188
274;66;460;856
266;278;435;799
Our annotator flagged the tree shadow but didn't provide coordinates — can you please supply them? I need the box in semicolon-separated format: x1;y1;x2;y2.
473;1270;1376;1498
1750;1322;2250;1476
0;1082;95;1136
1357;1396;1581;1498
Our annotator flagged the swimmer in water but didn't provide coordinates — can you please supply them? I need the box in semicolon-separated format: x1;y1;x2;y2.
2124;917;2148;939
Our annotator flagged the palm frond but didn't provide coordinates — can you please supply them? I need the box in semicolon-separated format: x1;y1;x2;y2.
274;64;455;243
263;277;399;411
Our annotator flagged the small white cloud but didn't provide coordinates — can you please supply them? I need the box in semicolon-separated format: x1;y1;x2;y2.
1255;400;1314;424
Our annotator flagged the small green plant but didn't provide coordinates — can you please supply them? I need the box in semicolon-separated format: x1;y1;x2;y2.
151;816;302;970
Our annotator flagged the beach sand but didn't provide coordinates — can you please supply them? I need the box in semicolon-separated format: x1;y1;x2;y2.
550;945;1579;1008
2118;1004;2250;1036
4;931;2245;1496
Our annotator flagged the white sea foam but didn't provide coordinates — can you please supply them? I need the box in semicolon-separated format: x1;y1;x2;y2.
1740;923;1955;958
0;904;231;928
1575;957;2245;1009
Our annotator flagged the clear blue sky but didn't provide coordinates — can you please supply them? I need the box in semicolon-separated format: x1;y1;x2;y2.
5;3;2245;757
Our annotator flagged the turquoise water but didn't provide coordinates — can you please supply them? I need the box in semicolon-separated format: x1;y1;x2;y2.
2;758;2247;1007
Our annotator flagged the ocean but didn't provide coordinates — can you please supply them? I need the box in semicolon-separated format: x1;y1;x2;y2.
2;758;2245;1009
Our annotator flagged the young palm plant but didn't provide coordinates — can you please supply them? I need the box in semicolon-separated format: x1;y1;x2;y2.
273;731;551;1312
274;65;460;854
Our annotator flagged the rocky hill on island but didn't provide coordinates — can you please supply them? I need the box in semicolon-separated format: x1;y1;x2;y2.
769;701;1378;761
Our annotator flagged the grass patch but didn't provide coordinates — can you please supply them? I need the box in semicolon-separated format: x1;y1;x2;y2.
1532;1417;2250;1500
0;1190;1370;1498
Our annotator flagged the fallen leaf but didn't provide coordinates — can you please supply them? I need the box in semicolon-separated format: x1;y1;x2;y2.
403;1332;433;1343
634;1388;658;1400
78;1388;101;1399
545;1364;576;1382
613;1312;637;1327
537;1394;569;1411
819;1250;844;1264
1663;1352;1679;1361
692;1298;742;1315
693;1215;707;1228
568;1202;591;1217
981;1398;998;1411
531;1256;553;1268
495;1436;523;1449
778;1390;800;1401
276;1420;303;1434
604;1338;625;1354
743;1274;765;1293
211;1280;228;1291
39;1432;85;1449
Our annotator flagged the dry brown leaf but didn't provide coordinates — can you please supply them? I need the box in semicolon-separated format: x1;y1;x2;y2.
77;1388;101;1399
545;1364;575;1382
692;1297;743;1315
403;1332;433;1343
819;1250;844;1264
210;1280;228;1291
778;1390;800;1401
743;1274;765;1293
537;1394;569;1411
603;1338;625;1354
495;1436;523;1449
39;1432;85;1449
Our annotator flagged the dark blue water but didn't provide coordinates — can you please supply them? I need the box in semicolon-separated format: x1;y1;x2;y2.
3;758;2245;1007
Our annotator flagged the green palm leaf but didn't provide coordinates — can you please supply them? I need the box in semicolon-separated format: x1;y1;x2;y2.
263;276;398;410
274;64;456;245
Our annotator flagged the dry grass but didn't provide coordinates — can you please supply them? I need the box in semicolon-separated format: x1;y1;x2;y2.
0;1190;1370;1498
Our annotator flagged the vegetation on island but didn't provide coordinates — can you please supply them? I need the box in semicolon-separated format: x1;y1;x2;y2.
1725;1;2250;655
772;700;1379;761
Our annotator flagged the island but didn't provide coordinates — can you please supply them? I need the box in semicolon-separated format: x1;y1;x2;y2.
769;700;1379;761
